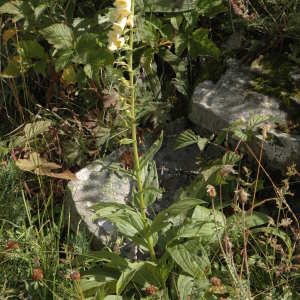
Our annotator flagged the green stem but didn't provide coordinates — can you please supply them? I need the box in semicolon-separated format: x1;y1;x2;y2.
128;0;156;262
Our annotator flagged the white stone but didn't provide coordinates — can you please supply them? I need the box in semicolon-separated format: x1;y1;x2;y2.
189;59;300;171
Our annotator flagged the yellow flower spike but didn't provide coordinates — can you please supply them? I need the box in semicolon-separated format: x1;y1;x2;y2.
107;0;131;51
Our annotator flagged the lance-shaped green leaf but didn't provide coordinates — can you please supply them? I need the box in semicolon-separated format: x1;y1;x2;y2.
92;202;150;248
139;131;163;171
148;198;206;239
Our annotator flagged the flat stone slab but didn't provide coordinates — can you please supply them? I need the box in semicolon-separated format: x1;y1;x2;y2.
189;59;300;171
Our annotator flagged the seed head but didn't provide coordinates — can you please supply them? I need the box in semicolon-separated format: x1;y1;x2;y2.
210;276;222;287
206;185;217;198
70;270;81;281
145;285;158;296
235;188;249;204
280;218;292;228
32;268;44;281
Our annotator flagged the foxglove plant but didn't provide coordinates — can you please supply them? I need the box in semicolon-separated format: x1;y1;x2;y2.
107;0;156;261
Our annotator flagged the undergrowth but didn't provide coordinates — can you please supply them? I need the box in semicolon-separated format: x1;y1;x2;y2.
0;0;300;299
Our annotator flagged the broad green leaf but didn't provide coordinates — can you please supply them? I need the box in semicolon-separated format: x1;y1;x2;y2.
233;128;248;141
222;151;241;165
167;243;209;278
174;33;186;57
80;267;116;296
248;114;271;129
93;203;148;248
132;260;163;288
196;0;227;17
190;205;225;242
144;0;196;13
170;16;183;30
174;129;194;150
159;48;188;94
55;49;74;71
140;49;162;100
86;249;128;270
177;275;194;300
24;120;52;139
75;33;112;66
172;221;216;242
227;211;269;229
40;23;74;50
20;40;47;60
189;28;220;59
177;174;207;202
135;16;160;47
34;4;48;20
172;78;188;95
201;165;222;182
174;129;208;151
0;1;23;17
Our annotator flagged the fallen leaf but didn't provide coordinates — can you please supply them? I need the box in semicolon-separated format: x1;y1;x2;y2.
16;152;77;180
2;29;16;45
36;168;77;180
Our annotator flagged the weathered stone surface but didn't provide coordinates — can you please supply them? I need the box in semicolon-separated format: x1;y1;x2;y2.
65;157;133;246
189;59;300;171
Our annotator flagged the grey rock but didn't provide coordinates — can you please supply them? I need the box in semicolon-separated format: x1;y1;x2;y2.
65;118;209;245
65;158;133;246
189;59;300;171
154;118;199;209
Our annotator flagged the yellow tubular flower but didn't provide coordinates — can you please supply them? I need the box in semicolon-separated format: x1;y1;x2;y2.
126;15;134;28
115;0;131;11
108;30;125;51
113;16;128;31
